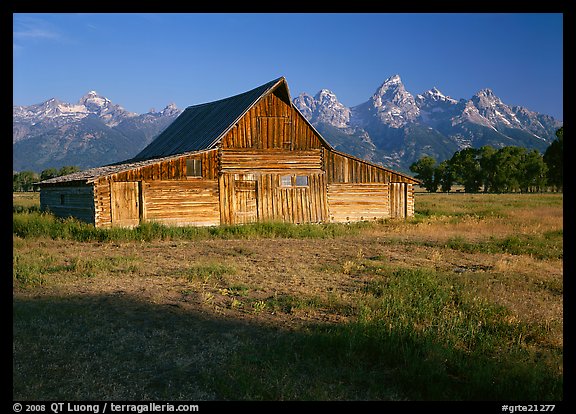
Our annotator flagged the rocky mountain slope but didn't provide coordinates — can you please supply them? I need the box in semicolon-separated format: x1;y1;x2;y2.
294;75;562;172
13;92;182;172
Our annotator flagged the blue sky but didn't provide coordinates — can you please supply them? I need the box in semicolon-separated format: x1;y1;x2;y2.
13;13;563;120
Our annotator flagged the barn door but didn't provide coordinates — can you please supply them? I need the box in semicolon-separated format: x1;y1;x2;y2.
389;182;407;219
234;174;258;224
111;181;141;227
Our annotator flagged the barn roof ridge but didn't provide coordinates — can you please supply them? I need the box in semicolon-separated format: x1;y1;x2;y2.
132;76;290;161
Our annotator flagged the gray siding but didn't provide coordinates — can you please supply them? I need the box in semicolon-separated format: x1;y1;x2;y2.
40;185;95;224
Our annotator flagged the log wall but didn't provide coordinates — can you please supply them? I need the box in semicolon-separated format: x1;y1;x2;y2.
220;149;322;172
327;183;389;222
325;150;415;184
93;150;219;227
143;180;220;226
219;172;327;225
39;185;95;224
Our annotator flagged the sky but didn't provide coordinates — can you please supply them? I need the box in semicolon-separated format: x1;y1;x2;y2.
13;13;563;120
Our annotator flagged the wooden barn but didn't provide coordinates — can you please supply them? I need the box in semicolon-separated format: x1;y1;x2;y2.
36;77;420;228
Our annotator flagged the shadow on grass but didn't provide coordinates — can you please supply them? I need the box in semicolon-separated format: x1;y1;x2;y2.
212;321;563;401
13;293;562;401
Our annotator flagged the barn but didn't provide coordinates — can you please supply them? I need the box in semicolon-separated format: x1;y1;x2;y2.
36;77;420;228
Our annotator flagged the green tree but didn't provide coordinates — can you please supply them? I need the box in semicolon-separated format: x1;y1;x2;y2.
58;165;81;176
13;171;39;192
490;146;526;193
435;160;454;192
478;145;497;192
410;156;438;192
449;148;483;192
520;149;548;192
40;168;59;181
543;127;563;191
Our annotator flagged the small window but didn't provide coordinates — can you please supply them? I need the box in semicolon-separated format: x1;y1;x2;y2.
280;175;309;187
186;159;202;177
295;176;309;187
60;194;65;205
280;175;292;187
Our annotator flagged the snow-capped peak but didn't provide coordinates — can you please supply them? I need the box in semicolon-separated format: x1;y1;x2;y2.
384;74;402;85
426;87;448;100
373;74;404;99
79;90;110;107
476;88;497;98
315;89;341;106
160;103;180;117
356;74;419;128
13;91;139;128
416;87;458;106
293;89;350;128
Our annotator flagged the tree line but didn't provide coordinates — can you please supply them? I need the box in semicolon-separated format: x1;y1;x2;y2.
410;127;563;193
13;166;81;192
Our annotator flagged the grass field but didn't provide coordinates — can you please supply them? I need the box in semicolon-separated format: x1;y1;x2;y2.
12;191;563;401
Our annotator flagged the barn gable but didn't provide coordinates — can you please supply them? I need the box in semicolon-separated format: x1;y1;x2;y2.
132;77;331;161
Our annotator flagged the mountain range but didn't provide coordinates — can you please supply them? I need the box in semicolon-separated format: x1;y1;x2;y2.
13;91;182;172
13;76;562;173
294;74;562;171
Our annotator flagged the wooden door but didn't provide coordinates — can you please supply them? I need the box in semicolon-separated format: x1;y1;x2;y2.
234;174;258;224
389;182;407;219
111;181;140;227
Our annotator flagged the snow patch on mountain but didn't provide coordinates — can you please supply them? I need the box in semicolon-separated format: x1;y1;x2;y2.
13;91;139;129
294;74;562;171
350;74;420;129
294;89;350;128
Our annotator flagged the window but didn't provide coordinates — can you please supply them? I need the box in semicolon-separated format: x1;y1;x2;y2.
60;194;65;205
280;175;309;187
295;176;309;187
186;159;202;177
280;175;292;187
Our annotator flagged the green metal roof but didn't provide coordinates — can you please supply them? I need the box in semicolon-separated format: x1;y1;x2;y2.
132;77;287;161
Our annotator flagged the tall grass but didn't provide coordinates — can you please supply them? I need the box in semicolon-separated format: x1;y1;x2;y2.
442;233;563;260
12;210;372;242
208;267;562;400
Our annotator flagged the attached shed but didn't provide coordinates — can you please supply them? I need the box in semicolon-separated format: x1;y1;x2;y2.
37;77;420;228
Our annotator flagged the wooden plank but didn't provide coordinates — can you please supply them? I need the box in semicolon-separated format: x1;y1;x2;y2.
111;181;140;227
143;179;220;226
40;185;95;224
220;149;322;172
327;182;390;223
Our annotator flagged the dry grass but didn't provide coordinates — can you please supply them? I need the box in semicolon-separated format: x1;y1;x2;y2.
13;192;563;400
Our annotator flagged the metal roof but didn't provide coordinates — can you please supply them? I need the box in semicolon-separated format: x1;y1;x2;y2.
132;77;287;161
